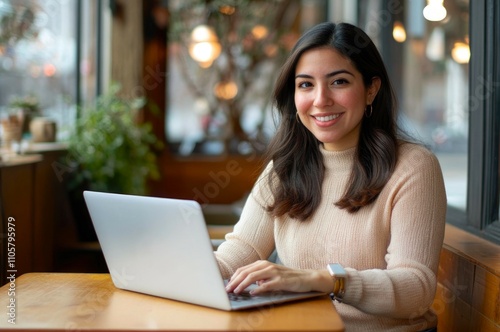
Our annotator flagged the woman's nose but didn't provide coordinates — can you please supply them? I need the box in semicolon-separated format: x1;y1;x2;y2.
313;86;333;107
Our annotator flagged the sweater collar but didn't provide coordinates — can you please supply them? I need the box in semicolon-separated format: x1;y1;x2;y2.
319;144;356;173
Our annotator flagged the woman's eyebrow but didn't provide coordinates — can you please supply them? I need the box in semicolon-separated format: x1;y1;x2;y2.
295;69;355;79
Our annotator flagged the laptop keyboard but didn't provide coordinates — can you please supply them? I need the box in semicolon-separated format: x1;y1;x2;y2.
228;291;260;302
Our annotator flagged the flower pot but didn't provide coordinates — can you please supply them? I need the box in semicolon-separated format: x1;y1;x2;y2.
30;117;57;142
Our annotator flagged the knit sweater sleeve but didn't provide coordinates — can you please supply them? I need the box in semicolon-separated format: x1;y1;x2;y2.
214;164;276;279
342;145;447;319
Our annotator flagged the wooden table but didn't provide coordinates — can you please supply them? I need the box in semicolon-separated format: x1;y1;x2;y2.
0;273;344;331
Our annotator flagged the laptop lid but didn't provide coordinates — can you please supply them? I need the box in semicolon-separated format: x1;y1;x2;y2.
83;191;325;311
83;190;234;310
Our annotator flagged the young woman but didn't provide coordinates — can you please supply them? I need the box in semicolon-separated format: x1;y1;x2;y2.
215;22;446;332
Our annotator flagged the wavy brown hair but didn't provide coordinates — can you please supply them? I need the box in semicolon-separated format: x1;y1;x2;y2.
264;22;399;220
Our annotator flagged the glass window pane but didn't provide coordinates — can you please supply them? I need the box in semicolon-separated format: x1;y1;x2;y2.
0;0;78;144
165;0;327;156
399;0;469;210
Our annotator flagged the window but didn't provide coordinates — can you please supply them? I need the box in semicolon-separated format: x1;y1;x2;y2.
0;0;78;143
163;0;500;243
402;0;469;212
0;0;104;149
359;0;499;244
165;0;328;156
360;0;469;211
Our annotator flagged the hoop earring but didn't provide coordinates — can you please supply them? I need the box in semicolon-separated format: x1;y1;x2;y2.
365;104;373;118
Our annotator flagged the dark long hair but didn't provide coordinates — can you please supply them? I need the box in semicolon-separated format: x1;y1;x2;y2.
264;22;398;220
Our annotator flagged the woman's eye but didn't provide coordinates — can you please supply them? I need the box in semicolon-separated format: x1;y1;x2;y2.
297;81;313;89
333;79;348;85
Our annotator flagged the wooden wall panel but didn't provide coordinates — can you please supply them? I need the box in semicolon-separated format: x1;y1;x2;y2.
433;282;472;332
0;161;38;281
433;225;500;331
110;0;143;97
437;248;475;303
472;266;500;326
151;153;263;205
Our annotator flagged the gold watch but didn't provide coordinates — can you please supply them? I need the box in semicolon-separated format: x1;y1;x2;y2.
327;263;346;302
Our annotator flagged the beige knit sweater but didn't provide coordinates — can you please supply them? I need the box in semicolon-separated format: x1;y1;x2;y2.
215;142;447;331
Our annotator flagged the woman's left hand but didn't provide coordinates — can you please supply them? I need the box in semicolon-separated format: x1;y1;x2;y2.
225;260;331;295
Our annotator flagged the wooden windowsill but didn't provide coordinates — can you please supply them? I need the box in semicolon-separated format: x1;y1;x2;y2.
443;223;500;277
25;141;68;153
0;153;42;167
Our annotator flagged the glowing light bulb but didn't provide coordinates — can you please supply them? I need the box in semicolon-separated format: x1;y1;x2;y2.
214;81;238;100
423;0;447;22
392;21;406;43
451;42;470;64
189;25;222;67
251;25;268;40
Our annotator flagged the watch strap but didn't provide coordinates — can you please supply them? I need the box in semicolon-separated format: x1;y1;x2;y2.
327;263;346;302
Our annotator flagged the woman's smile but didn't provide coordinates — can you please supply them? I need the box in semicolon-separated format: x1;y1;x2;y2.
311;113;343;125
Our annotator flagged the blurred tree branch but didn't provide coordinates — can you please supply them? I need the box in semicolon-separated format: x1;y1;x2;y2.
168;0;301;155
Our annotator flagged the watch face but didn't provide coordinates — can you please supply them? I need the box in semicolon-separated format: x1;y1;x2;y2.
328;263;346;277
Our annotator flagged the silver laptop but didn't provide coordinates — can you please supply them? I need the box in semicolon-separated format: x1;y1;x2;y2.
83;191;325;311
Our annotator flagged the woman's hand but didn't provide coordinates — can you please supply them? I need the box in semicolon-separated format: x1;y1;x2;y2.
225;260;332;295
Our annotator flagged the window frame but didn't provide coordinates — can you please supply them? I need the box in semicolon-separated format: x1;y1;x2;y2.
458;0;500;244
76;0;106;115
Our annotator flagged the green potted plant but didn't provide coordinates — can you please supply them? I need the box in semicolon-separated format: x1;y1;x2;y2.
67;84;162;241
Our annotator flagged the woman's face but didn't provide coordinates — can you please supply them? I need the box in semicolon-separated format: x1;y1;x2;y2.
294;47;380;151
